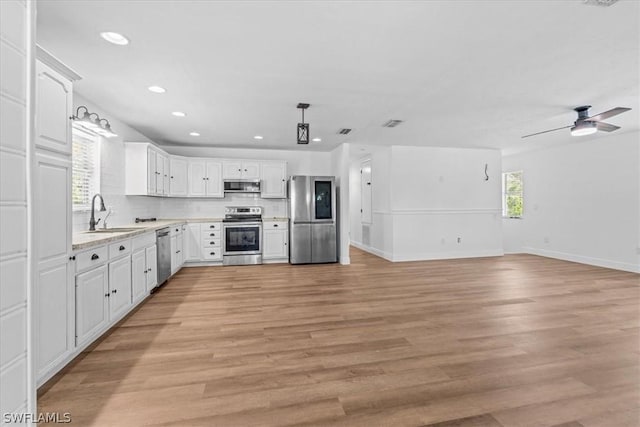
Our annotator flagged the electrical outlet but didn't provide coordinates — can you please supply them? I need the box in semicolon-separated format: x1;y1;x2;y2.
440;238;445;245
457;237;461;243
544;237;550;244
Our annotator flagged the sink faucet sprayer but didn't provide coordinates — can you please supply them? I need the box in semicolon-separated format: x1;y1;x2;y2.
89;194;106;231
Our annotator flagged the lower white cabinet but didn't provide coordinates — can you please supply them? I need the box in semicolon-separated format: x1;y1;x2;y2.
145;245;158;291
185;223;201;261
108;256;133;321
75;265;109;347
170;224;185;274
263;221;289;261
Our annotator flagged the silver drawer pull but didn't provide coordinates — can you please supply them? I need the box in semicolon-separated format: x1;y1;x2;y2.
91;254;99;260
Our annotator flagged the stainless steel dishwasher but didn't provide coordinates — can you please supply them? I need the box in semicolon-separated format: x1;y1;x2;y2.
156;227;171;288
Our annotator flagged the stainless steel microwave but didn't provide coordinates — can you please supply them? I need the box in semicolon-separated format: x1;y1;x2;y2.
223;180;261;193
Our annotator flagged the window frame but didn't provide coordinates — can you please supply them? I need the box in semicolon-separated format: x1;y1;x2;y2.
502;170;523;219
71;126;101;212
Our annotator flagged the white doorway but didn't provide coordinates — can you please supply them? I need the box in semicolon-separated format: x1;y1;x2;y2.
361;159;372;224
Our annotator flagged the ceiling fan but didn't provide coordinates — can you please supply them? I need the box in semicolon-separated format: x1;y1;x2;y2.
522;105;632;139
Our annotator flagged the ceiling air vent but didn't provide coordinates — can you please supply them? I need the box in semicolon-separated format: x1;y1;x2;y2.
338;128;352;135
582;0;619;6
382;119;403;128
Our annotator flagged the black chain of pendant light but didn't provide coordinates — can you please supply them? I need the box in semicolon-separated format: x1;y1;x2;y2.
297;103;310;144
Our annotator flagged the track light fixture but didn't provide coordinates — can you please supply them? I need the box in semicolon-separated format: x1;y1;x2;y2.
297;103;310;144
71;106;118;138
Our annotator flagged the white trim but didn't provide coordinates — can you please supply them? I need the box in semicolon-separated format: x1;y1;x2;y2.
35;45;82;81
522;247;640;274
339;255;350;265
391;249;504;262
391;208;501;215
350;241;393;261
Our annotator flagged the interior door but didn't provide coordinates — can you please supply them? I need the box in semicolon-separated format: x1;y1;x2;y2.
361;160;372;224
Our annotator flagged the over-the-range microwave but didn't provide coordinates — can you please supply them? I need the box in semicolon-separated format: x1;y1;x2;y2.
223;179;261;193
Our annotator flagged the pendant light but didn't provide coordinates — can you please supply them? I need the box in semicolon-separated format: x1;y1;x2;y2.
297;103;310;144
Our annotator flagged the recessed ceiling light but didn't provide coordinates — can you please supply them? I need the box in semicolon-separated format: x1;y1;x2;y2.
148;86;166;93
312;138;322;142
100;32;129;46
172;111;186;117
189;132;200;137
253;135;263;140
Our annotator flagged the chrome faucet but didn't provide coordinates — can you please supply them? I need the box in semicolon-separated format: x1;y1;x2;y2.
89;193;107;231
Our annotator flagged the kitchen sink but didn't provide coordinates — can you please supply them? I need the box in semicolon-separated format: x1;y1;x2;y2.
84;227;145;233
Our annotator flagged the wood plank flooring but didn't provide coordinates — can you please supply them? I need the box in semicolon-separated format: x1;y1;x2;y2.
38;248;640;426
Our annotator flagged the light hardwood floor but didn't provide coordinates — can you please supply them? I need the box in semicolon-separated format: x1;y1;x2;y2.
39;248;640;426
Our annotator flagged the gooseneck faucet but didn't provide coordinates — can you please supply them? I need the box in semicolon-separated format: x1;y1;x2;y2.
89;193;107;231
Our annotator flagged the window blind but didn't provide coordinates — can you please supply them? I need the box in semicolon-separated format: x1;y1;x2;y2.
72;127;100;210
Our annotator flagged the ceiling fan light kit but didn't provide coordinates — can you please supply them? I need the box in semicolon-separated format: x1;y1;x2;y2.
521;105;631;139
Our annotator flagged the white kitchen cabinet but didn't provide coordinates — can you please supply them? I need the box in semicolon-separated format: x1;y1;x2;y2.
145;245;158;291
108;256;133;321
263;220;289;261
170;156;188;197
125;142;171;197
185;223;201;261
170;225;184;274
131;249;147;304
188;159;223;197
177;230;184;268
223;160;260;180
35;58;75;155
260;161;287;198
75;265;108;348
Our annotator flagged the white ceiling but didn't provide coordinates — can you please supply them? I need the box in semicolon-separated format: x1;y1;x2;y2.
36;0;639;153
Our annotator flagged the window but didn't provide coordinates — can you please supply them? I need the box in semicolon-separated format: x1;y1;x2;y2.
502;171;523;218
72;127;101;211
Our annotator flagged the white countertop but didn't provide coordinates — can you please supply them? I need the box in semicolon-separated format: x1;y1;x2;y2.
72;217;289;251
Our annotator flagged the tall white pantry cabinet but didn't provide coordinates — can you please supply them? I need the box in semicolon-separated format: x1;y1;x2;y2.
33;47;81;384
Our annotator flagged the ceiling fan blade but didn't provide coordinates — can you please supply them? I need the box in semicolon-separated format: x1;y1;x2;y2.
587;107;631;122
596;122;620;132
521;125;572;139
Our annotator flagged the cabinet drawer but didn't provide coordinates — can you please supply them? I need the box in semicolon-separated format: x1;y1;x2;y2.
109;239;132;260
201;229;221;239
76;246;108;273
200;222;221;231
132;232;155;251
201;247;222;260
264;221;288;230
202;238;221;248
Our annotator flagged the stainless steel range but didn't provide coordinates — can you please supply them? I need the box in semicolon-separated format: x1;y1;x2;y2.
222;206;263;266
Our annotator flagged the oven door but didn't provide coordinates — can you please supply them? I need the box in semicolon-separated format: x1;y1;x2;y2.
223;222;262;255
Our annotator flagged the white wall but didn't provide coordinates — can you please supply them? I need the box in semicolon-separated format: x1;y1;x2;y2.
503;131;640;273
350;145;503;262
0;0;35;419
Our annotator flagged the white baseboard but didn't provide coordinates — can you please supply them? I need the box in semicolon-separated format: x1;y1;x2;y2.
349;241;394;262
523;247;640;274
391;249;504;262
339;255;351;265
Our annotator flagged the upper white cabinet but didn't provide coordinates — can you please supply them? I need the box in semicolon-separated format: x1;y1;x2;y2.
125;143;170;197
223;160;260;180
260;161;287;198
34;51;79;155
188;159;223;197
169;156;188;197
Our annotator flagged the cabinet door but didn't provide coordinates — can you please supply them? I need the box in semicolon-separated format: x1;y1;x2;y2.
147;148;157;195
242;161;260;179
155;153;166;196
169;157;188;197
185;223;201;261
76;265;109;347
108;256;132;321
131;249;147;304
176;231;184;268
162;155;170;196
37;261;73;376
222;160;242;179
145;245;158;291
170;235;178;274
263;229;288;259
205;161;223;197
35;61;73;155
260;161;287;198
188;160;206;196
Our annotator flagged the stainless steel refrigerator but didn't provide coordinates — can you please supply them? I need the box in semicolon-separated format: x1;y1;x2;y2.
289;176;337;264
